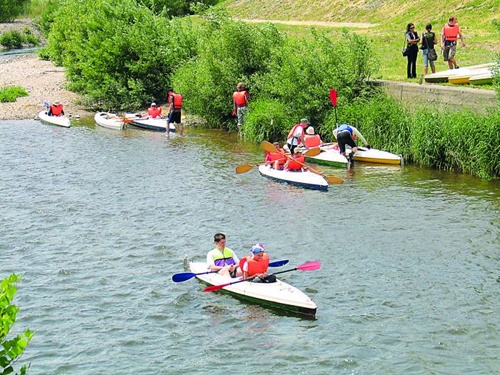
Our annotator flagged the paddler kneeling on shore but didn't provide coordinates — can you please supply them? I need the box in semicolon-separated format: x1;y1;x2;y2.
239;244;276;283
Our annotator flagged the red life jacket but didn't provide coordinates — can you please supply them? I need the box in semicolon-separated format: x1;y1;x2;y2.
239;253;270;277
286;154;305;171
267;151;286;168
443;23;460;41
304;134;321;148
50;104;63;116
147;107;162;118
233;91;248;107
172;94;183;109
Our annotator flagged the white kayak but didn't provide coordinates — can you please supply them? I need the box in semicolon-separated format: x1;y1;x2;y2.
126;114;175;132
305;144;348;168
189;261;317;317
258;164;328;191
347;146;402;165
94;112;124;130
424;63;495;83
38;110;71;128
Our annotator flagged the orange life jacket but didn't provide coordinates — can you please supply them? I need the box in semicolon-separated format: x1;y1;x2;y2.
147;107;162;118
172;94;183;109
233;91;248;107
50;104;63;116
239;253;270;277
287;123;305;140
304;134;321;148
267;151;286;168
286;154;305;171
443;23;460;41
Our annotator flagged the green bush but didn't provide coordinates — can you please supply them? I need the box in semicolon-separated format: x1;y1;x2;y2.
0;86;29;103
0;29;40;49
242;98;294;141
46;0;198;110
0;274;33;375
0;0;30;22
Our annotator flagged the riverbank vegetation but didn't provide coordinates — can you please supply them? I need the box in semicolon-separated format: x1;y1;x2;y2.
0;86;28;102
4;0;500;178
0;274;33;374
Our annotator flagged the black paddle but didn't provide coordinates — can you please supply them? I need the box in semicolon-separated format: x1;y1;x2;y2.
172;259;290;282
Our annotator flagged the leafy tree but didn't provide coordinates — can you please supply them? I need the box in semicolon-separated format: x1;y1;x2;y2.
0;274;33;375
138;0;220;17
0;0;30;22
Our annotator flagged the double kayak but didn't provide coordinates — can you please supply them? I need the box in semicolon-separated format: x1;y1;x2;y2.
188;261;317;317
38;110;71;128
94;112;124;130
126;115;176;132
258;164;328;191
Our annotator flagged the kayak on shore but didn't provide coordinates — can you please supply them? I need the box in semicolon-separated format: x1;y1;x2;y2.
38;110;71;128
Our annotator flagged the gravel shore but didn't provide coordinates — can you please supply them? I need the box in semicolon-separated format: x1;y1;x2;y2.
0;54;91;120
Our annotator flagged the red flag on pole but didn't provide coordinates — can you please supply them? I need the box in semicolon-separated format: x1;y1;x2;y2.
329;89;337;107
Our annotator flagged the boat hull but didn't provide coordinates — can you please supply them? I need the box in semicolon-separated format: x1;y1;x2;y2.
189;262;317;317
424;63;494;83
258;164;328;191
348;147;402;165
94;112;124;130
38;110;71;128
127;115;176;132
305;145;348;168
469;72;494;85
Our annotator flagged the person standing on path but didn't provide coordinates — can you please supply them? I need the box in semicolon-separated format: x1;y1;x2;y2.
405;23;420;79
232;82;249;129
421;23;438;75
441;16;465;69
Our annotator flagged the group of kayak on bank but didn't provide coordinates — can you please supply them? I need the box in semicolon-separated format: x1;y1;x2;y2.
265;118;371;172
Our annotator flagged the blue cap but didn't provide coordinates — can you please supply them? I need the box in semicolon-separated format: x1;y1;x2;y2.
251;244;264;254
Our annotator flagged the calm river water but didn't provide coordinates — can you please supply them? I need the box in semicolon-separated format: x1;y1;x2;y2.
1;118;498;374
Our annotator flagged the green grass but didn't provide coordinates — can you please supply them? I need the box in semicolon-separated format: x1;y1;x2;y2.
218;0;500;81
0;86;29;102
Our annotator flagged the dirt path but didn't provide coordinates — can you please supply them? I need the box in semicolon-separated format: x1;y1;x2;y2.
235;18;378;28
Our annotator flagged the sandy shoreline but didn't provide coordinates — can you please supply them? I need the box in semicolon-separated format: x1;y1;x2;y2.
0;54;91;120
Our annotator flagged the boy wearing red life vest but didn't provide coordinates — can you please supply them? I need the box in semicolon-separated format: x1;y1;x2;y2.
48;101;64;116
240;244;276;283
441;16;465;70
232;82;249;128
284;148;306;172
147;102;162;119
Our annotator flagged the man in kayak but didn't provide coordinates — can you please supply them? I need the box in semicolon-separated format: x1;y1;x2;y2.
286;118;308;154
332;123;369;164
147;102;162;119
265;142;286;170
284;148;305;172
207;233;242;278
48;100;64;116
239;244;276;283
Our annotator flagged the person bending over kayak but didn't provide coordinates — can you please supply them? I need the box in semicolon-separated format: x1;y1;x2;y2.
207;233;242;278
284;148;305;172
332;123;369;164
239;244;276;283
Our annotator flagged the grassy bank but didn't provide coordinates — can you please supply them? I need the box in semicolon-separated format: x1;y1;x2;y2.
218;0;500;81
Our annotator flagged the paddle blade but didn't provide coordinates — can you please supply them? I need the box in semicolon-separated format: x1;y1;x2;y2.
329;89;338;107
297;261;322;271
269;259;289;267
235;164;255;174
304;147;321;157
203;283;230;292
261;141;278;153
172;272;196;282
326;175;344;184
